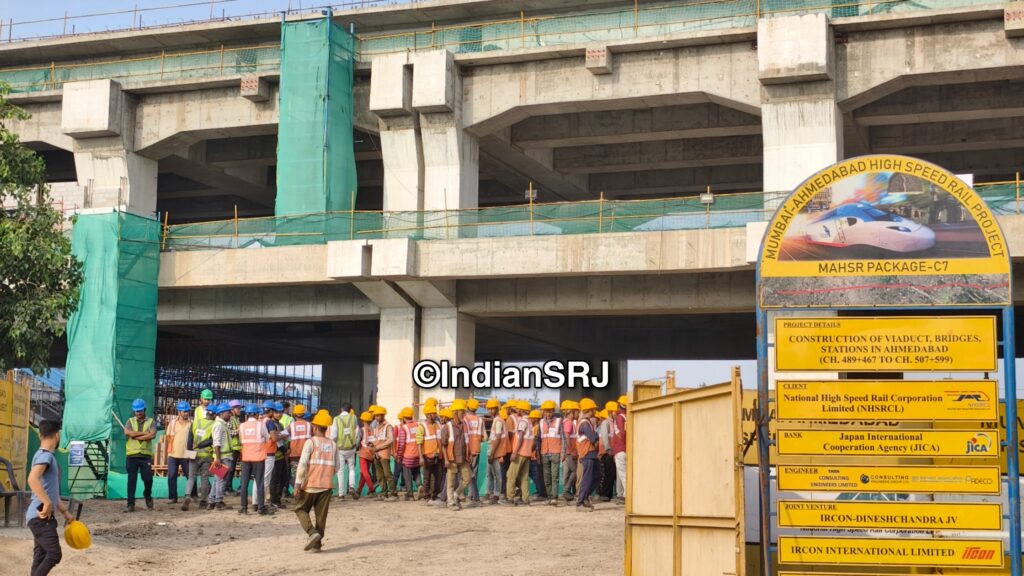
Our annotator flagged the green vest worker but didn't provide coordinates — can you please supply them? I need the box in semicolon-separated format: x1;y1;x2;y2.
195;389;214;421
123;398;156;513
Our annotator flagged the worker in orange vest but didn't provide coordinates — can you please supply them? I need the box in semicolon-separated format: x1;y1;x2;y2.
538;400;562;506
560;400;579;504
369;406;397;501
575;399;600;511
287;405;312;494
397;407;422;500
356;411;376;498
239;404;271;515
440;400;472;510
484;398;508;504
463;398;484;506
612;395;628;504
419;404;443;504
294;410;339;553
503;407;538;506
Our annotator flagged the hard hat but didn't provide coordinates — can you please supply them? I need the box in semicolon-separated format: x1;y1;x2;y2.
359;411;373;423
424;397;438;407
312;410;332;428
486;398;500;409
451;399;467;412
200;389;214;400
528;410;541;419
64;520;91;550
368;404;379;413
262;400;276;411
579;398;597;412
499;408;508;419
273;401;284;412
245;404;260;415
517;400;531;411
467;398;480;411
371;406;386;416
618;395;629;406
217;403;232;415
566;400;580;411
293;404;307;416
605;401;619;412
541;400;556;411
439;408;453;419
423;404;437;415
228;400;242;409
176;400;191;413
598;409;608;420
400;407;413;420
501;402;513;411
131;398;146;412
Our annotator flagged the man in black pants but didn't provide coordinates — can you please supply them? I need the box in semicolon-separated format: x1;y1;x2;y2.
27;419;74;576
123;398;157;512
238;404;272;515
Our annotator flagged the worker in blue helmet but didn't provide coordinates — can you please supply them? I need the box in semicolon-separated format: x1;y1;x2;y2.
166;400;193;505
253;401;282;510
123;398;156;513
269;401;289;506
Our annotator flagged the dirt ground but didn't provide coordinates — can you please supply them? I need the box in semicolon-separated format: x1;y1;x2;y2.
1;496;624;575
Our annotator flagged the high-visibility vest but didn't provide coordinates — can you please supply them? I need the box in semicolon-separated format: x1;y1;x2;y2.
192;418;215;459
464;413;483;456
444;421;468;463
539;417;562;455
334;412;359;451
402;422;421;460
515;419;536;459
359;424;374;460
563;418;578;456
260;417;277;455
125;417;154;457
228;416;242;452
421;420;440;458
576;419;596;458
289;420;312;458
611;413;627;455
194;405;208;422
374;423;393;460
240;419;266;463
488;418;509;459
305;436;337;491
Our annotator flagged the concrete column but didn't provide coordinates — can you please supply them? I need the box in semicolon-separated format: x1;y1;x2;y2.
321;360;365;414
758;13;843;210
61;79;157;216
419;308;476;406
371;53;424;214
376;307;419;420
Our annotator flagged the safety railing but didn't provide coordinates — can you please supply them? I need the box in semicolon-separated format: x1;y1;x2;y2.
160;179;1022;251
0;0;1010;93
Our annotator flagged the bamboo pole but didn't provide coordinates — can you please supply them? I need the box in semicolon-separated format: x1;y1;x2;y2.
233;205;238;247
705;185;712;229
349;193;356;240
161;211;170;250
219;44;225;73
598;191;605;232
528;181;535;235
159;50;166;80
1017;171;1021;214
634;0;639;35
520;11;525;48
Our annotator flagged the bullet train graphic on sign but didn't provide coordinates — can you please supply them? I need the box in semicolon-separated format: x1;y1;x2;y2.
801;202;936;253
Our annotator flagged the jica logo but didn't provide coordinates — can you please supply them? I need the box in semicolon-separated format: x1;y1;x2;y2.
966;433;993;455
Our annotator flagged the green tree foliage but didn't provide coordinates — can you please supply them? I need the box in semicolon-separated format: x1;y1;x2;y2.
0;85;83;373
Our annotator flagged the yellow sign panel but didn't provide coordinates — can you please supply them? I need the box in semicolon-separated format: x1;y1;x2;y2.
777;429;999;458
777;464;1001;494
781;573;1006;576
778;536;1003;568
775;316;996;372
777;380;997;421
778;500;1001;530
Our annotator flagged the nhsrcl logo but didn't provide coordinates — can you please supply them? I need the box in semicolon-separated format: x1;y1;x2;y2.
963;547;995;560
966;433;993;455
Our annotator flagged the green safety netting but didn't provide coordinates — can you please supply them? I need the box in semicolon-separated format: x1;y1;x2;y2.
62;211;160;480
276;17;358;218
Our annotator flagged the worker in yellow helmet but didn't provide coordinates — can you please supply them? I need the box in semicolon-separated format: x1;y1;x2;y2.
463;398;484;506
538;400;562;505
393;407;413;498
503;404;537;506
419;403;443;504
483;398;507;504
369;406;397;501
440;399;472;511
597;401;619;502
575;399;600;511
559;400;580;504
612;395;628;504
293;410;339;553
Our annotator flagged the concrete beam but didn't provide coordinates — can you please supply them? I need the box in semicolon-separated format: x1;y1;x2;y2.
8;102;73;151
870;117;1024;154
479;131;589;201
510;103;761;149
854;81;1024;126
553;134;762;174
158;284;378;324
134;85;279;159
159;244;332;288
158;153;273;207
590;164;762;198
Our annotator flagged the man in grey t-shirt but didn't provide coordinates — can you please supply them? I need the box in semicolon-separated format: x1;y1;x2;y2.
27;419;74;576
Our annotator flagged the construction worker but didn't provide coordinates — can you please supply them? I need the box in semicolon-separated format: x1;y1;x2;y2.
369;405;397;500
575;398;600;511
251;401;280;510
397;407;422;500
520;402;546;503
330;402;360;500
560;400;579;504
123;398;156;513
288;405;312;494
195;388;214;421
356;411;376;497
184;403;217;511
419;404;443;504
538;400;562;505
484;399;508;504
440;399;472;510
463;398;483;504
270;401;289;506
598;402;618;502
393;407;411;495
239;403;270;515
166;400;192;505
226;400;244;496
499;402;517;498
294;410;340;553
612;395;628;504
26;419;74;576
210;403;234;510
503;405;535;506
